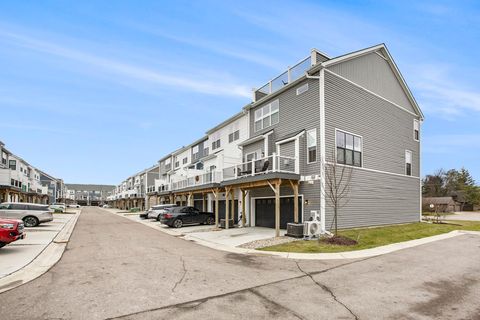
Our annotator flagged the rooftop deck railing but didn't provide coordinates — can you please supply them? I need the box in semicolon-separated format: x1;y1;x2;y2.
170;171;222;191
254;56;312;101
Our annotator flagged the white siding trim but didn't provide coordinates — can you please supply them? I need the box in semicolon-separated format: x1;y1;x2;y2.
325;69;419;118
319;68;326;229
326;161;420;179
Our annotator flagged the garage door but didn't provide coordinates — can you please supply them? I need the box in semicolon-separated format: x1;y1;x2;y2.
255;197;302;229
214;200;239;222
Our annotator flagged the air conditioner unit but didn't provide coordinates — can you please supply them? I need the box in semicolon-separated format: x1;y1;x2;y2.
304;221;322;237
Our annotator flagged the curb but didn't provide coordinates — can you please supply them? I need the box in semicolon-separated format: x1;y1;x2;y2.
101;208;480;260
0;209;82;294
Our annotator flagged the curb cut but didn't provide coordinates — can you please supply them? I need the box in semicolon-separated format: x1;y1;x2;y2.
0;210;82;294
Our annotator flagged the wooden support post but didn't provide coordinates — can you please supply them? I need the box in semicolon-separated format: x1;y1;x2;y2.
241;189;246;227
289;180;299;224
188;192;193;206
275;179;281;237
213;188;219;227
230;188;235;224
202;193;206;212
225;187;230;229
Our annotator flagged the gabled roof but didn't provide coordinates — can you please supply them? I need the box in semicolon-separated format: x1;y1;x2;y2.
316;43;424;120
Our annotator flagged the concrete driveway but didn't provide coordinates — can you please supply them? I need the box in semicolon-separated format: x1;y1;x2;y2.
0;212;78;278
448;211;480;221
1;207;479;320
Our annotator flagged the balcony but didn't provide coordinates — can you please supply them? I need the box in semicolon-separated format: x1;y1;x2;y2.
222;154;298;181
170;171;222;191
254;56;312;101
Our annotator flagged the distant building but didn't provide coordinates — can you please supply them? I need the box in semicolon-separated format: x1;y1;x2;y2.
422;197;460;213
64;184;115;206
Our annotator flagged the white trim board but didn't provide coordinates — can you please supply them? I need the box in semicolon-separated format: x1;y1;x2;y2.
325;161;420;179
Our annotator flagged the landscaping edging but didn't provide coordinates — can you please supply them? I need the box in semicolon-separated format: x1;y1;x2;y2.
0;209;81;294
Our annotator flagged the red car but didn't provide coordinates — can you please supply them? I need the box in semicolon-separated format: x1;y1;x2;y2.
0;218;25;249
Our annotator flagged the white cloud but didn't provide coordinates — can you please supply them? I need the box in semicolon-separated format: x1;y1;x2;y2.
0;29;251;98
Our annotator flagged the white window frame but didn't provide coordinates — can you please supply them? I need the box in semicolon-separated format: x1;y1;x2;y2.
192;145;199;160
405;150;412;176
413;119;420;142
254;99;279;132
306;128;317;164
334;129;363;167
296;83;309;95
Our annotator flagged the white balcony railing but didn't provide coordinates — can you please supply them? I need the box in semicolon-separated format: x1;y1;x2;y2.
170;171;222;191
222;154;298;181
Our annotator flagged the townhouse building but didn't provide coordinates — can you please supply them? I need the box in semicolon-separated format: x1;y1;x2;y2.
0;140;61;204
65;184;115;206
109;43;423;236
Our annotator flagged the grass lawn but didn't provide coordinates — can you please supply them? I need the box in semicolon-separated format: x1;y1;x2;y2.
260;221;480;253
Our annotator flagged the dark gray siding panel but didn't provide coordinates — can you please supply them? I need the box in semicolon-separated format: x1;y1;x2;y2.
324;71;420;177
242;140;264;159
247;78;320;174
324;169;420;229
278;140;295;158
327;52;417;114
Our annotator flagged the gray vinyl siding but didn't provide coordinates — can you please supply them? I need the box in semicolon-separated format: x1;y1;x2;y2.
242;140;264;160
324;71;420;177
191;141;206;163
327;51;416;114
324;169;420;229
246;78;320;175
278;140;295;158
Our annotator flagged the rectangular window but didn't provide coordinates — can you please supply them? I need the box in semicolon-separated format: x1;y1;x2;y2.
203;147;209;156
192;145;199;160
405;150;412;176
229;130;240;143
414;119;420;141
175;161;179;168
254;100;279;132
336;130;362;167
182;157;187;164
212;139;221;150
306;128;317;163
8;160;16;170
296;83;309;95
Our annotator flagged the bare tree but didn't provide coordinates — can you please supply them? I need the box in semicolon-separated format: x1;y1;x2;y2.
322;153;354;235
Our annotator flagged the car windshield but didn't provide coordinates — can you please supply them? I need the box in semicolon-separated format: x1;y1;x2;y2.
0;204;11;209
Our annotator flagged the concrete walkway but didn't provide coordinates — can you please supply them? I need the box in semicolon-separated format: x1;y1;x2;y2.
0;209;80;293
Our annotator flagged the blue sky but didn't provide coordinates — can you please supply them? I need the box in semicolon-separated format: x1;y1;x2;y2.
0;0;479;184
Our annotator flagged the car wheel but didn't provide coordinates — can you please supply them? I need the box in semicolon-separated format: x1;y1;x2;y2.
23;216;39;227
172;219;183;228
0;242;6;249
206;217;215;225
156;215;162;222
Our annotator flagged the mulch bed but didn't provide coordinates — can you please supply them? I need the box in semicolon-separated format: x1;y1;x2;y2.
321;235;358;246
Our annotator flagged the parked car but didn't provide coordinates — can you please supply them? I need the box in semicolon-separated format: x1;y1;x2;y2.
146;204;178;221
0;202;53;227
0;218;25;248
102;204;111;208
50;203;66;212
160;206;215;228
67;203;81;208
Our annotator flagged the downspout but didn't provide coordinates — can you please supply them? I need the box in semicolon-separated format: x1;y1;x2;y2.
305;67;326;233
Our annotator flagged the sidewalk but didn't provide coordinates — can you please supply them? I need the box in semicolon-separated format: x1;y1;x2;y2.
0;209;81;293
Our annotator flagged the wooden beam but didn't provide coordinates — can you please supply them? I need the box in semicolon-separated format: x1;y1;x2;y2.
230;188;235;224
275;179;281;237
202;193;206;212
213;188;219;227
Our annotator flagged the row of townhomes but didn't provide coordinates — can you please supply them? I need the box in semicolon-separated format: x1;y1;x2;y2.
107;44;424;236
0;141;65;204
63;184;115;206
